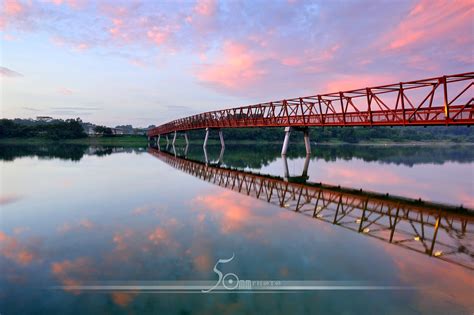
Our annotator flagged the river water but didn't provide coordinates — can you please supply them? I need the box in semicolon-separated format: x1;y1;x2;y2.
1;143;473;314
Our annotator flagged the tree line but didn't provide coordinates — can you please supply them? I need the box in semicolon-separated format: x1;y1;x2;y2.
185;126;474;143
0;118;87;139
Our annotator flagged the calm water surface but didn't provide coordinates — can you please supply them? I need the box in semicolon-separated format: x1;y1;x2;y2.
1;143;473;314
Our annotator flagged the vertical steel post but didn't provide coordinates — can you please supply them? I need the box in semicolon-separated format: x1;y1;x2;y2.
400;83;406;125
366;88;373;126
441;76;449;122
429;216;441;256
281;127;292;156
339;92;346;125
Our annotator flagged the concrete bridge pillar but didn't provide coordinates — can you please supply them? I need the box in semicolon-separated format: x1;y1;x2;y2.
184;132;189;146
218;147;225;165
219;129;225;149
302;154;310;178
172;131;177;145
203;128;210;149
281;127;311;156
203;128;225;149
282;154;311;182
281;127;292;156
184;143;189;158
203;146;209;165
304;129;311;155
157;134;160;145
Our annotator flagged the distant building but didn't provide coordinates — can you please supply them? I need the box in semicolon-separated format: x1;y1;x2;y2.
111;128;124;135
36;116;53;122
82;123;97;135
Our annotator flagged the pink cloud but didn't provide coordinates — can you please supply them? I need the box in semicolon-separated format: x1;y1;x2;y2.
324;74;396;92
46;0;84;9
0;193;22;205
147;26;171;46
51;257;95;294
3;0;23;15
0;231;36;265
196;41;266;91
194;0;217;16
384;0;473;51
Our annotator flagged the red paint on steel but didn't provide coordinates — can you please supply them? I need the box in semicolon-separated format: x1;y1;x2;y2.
148;72;474;136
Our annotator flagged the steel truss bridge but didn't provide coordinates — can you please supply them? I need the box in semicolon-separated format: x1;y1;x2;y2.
149;73;473;138
149;148;474;270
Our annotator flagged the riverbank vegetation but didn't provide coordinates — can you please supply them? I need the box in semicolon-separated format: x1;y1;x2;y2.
1;118;472;144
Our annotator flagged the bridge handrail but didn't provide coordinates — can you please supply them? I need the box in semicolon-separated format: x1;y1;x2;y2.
149;72;474;136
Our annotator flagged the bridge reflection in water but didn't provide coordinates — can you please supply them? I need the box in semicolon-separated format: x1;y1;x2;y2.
148;147;473;270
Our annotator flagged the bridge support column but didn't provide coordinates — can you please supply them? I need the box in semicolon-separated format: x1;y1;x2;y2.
203;146;209;165
282;155;290;181
302;154;310;178
218;147;225;165
184;132;189;146
281;127;292;156
219;129;225;149
303;129;311;155
172;131;177;145
281;127;311;156
157;134;161;145
184;143;189;158
203;128;225;149
203;128;210;149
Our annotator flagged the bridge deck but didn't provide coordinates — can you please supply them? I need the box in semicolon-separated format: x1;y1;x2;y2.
149;72;474;136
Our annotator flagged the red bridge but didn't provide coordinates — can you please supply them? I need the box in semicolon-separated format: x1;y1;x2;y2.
148;72;473;154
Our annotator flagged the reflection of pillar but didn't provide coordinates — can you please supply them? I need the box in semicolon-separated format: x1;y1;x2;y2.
203;128;209;149
302;154;310;178
184;143;189;158
303;128;311;155
166;135;169;145
282;155;289;181
218;147;225;165
184;132;189;146
172;131;177;145
172;144;176;157
219;129;225;149
281;127;292;156
203;146;209;164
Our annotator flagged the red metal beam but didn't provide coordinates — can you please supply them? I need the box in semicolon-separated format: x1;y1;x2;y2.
148;72;474;136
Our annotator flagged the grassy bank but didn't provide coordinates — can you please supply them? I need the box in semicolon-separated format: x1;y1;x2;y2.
0;135;148;146
1;135;472;146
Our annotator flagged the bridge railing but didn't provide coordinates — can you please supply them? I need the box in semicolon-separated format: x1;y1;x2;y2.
149;72;473;136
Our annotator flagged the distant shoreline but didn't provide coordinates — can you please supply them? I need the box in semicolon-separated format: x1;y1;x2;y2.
0;136;473;146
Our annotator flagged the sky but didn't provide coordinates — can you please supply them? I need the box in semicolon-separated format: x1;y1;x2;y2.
1;0;472;127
